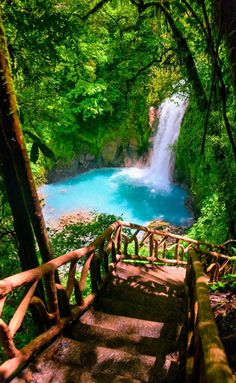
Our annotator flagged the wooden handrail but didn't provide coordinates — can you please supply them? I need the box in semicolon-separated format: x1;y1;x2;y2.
119;221;235;254
0;221;234;382
0;246;94;297
186;250;234;383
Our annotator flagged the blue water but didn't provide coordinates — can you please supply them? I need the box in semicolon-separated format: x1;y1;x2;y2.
40;168;192;226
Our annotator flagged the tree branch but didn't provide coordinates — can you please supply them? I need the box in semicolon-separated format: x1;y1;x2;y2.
125;48;173;96
180;0;207;40
82;0;110;20
200;0;236;161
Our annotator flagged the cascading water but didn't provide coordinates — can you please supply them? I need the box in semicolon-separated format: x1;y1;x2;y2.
40;93;192;226
145;94;187;188
120;93;187;190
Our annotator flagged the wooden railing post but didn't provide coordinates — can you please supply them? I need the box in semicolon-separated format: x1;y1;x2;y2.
149;234;154;259
134;236;139;256
98;240;107;273
74;280;84;306
111;239;117;263
90;253;98;293
96;257;102;285
56;284;71;318
191;331;202;383
66;260;77;299
186;250;234;383
122;234;129;257
175;239;180;263
154;238;159;260
115;225;122;255
0;320;19;358
103;250;109;273
44;271;60;322
163;240;167;258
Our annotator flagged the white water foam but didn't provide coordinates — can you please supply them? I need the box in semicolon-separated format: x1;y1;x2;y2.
116;94;187;191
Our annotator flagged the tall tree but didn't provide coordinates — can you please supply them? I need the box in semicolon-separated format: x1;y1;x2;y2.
216;0;236;92
0;9;53;267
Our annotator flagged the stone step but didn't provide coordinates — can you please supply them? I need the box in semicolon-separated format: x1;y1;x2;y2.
18;336;157;383
118;262;186;278
92;372;143;383
77;308;181;339
64;320;182;356
52;337;156;382
11;262;187;383
115;262;186;288
13;334;184;383
103;281;185;307
97;296;185;323
12;358;144;383
109;272;170;295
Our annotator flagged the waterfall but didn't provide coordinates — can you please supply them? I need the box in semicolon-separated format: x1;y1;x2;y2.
145;94;187;189
118;93;187;191
41;93;191;225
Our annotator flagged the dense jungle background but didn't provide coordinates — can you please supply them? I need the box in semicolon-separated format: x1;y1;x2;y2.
1;0;236;274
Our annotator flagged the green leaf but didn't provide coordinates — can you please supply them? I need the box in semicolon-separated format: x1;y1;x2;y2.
23;130;41;144
37;142;55;160
223;274;236;279
23;130;55;160
30;143;39;163
209;284;219;291
19;109;24;124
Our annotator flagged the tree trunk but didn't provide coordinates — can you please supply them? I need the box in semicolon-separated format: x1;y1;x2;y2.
0;10;53;264
135;1;208;111
216;0;236;93
0;149;39;272
159;4;208;111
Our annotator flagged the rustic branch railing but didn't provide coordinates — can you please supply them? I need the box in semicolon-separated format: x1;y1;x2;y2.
186;249;234;383
0;221;235;382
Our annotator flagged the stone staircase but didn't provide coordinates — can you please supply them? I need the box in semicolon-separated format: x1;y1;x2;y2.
12;262;187;383
1;221;234;383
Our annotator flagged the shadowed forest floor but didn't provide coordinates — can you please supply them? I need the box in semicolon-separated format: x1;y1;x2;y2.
210;291;236;376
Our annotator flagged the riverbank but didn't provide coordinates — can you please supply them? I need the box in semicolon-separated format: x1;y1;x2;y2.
46;210;94;231
45;208;190;237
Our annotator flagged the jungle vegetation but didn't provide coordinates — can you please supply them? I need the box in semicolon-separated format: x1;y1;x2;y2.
0;0;236;278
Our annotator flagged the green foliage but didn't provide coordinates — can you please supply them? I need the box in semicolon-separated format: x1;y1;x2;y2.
50;212;123;257
124;242;149;258
0;213;121;362
0;289;36;364
176;97;236;243
188;194;228;243
0;185;21;279
1;0;236;364
23;130;55;163
1;0;236;269
208;274;236;293
2;0;155;177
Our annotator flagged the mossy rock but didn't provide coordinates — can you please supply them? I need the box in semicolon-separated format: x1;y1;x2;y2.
148;220;170;231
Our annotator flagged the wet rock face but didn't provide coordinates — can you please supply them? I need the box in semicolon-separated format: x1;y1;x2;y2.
100;137;142;167
78;153;98;170
46;154;98;183
46;137;146;183
46;158;81;182
124;137;139;166
101;139;122;166
149;106;159;128
148;219;187;236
